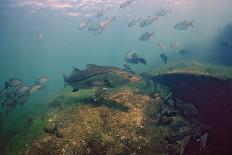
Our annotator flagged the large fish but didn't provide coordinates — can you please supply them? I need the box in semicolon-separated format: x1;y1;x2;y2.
63;64;122;92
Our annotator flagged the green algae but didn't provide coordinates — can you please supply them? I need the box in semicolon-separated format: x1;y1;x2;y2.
149;61;232;79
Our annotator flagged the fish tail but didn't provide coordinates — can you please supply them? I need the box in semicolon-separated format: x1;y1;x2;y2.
189;19;194;27
63;74;67;88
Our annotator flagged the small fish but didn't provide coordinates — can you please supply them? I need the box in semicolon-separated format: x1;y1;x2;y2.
17;94;29;105
37;32;43;41
176;103;198;115
99;16;116;29
200;133;208;152
125;51;147;65
2;97;16;108
160;53;167;64
78;18;91;30
30;84;42;93
88;24;99;31
179;49;192;55
128;18;140;27
137;57;146;65
139;31;155;41
94;27;104;36
0;88;7;98
158;42;166;51
155;8;171;17
16;86;30;96
170;42;181;50
140;16;158;27
120;0;135;8
175;19;194;30
35;76;48;85
5;78;23;89
97;8;110;18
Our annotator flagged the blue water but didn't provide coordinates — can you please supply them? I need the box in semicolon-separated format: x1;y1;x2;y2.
1;0;231;91
0;0;232;154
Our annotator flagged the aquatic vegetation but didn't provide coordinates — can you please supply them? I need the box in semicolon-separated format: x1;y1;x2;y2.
22;81;197;155
149;61;232;79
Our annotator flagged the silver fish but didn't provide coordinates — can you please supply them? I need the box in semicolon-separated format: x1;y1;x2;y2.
78;18;91;30
16;86;30;96
140;16;158;27
120;0;135;8
5;78;23;89
88;24;99;31
35;76;48;85
30;84;42;93
63;64;120;92
174;20;194;30
128;18;140;27
17;94;29;105
155;8;171;17
139;31;155;41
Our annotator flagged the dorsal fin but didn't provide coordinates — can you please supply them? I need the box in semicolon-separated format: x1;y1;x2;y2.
86;64;98;68
72;66;80;72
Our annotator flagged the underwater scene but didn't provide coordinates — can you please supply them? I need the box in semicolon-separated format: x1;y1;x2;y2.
0;0;232;154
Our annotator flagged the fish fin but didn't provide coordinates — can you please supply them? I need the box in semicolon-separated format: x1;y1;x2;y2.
86;64;98;68
72;66;80;71
188;19;194;27
63;74;67;88
151;31;155;37
72;87;79;92
4;82;8;89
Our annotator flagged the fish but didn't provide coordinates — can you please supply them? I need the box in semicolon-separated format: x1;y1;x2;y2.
5;78;23;89
37;32;43;41
88;24;99;31
170;42;181;50
123;64;132;71
63;64;121;92
97;8;110;18
128;18;140;27
200;133;208;152
16;86;30;96
35;76;48;85
174;19;194;30
139;31;155;41
158;42;166;51
140;16;158;27
29;84;42;93
139;72;153;86
123;64;135;74
120;0;135;8
0;88;7;98
94;27;104;36
99;16;116;30
125;51;147;65
179;49;192;55
160;53;168;64
2;97;16;109
155;8;171;17
78;18;91;30
175;103;198;115
137;57;146;65
17;94;29;105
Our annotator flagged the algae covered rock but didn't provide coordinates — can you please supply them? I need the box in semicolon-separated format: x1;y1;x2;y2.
26;86;187;155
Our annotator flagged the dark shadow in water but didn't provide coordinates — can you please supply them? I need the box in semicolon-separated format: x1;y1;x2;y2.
76;97;130;112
